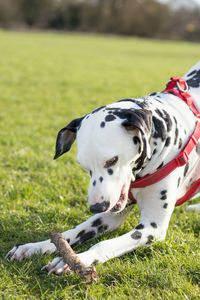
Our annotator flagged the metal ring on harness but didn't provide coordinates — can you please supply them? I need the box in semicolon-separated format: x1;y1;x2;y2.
177;80;188;92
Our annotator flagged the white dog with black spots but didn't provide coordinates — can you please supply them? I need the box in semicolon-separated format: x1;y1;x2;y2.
6;62;200;275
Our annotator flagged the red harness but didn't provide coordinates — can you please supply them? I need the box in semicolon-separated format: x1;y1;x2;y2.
128;76;200;206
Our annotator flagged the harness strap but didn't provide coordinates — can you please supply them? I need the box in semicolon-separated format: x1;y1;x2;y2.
176;179;200;206
165;76;200;117
131;120;200;188
129;76;200;205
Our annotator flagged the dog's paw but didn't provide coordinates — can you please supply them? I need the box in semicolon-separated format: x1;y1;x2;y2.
6;241;54;261
42;257;71;275
43;251;97;275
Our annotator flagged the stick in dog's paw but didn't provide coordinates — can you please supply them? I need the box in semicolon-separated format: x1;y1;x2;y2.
50;232;98;284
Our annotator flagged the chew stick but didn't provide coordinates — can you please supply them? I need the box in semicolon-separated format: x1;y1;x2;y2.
50;232;98;284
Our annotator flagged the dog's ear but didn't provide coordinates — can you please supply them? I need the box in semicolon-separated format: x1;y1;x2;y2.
54;117;84;159
121;109;152;159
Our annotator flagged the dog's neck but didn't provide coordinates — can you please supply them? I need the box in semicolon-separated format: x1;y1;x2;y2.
133;91;197;178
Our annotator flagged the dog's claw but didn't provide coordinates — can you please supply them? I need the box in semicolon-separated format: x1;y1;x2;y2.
5;246;18;260
41;264;49;271
42;257;71;275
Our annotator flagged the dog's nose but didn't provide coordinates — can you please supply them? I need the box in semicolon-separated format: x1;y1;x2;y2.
90;201;110;214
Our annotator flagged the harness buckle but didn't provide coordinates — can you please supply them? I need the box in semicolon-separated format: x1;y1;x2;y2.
176;152;189;166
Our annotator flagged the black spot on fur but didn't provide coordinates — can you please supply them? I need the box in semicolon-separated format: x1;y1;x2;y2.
161;190;167;195
80;231;96;243
100;122;105;128
156;95;161;99
105;115;116;122
184;163;189;177
152;116;166;141
131;231;142;240
165;137;171;147
157;162;164;169
160;190;167;200
133;136;140;145
187;70;200;88
187;70;196;77
163;203;168;209
135;224;144;230
173;116;178;126
99;176;103;182
178;138;182;149
146;235;154;244
150;222;157;228
177;177;181;187
93;180;96;186
66;238;70;243
76;230;85;238
174;127;179;145
152;149;157;155
160;195;167;200
162;110;173;132
92;106;105;114
154;141;157;146
108;168;113;175
92;218;102;227
98;224;108;233
155;109;163;119
139;144;142;153
173;117;179;144
133;155;144;172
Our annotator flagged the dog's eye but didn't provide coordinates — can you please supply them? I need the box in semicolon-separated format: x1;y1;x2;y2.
104;156;118;168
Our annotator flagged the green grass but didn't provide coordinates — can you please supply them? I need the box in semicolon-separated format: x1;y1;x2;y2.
0;30;200;299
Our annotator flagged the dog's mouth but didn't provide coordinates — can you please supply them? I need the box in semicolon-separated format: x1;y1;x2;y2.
111;184;128;213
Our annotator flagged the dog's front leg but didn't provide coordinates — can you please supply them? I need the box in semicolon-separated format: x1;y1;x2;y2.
6;206;132;262
46;178;177;274
44;224;165;275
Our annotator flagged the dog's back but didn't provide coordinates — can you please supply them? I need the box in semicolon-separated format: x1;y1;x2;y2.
184;61;200;111
183;61;200;210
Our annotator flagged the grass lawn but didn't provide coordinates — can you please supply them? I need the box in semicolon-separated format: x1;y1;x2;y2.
0;30;199;299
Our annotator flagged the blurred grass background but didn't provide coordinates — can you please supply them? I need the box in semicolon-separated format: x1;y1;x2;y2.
0;30;199;299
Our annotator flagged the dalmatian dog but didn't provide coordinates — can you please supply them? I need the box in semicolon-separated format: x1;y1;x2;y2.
7;62;200;275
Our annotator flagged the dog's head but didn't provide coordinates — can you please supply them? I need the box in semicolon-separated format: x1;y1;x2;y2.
54;103;152;213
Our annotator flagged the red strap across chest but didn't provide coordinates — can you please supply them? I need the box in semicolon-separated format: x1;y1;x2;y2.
129;76;200;206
